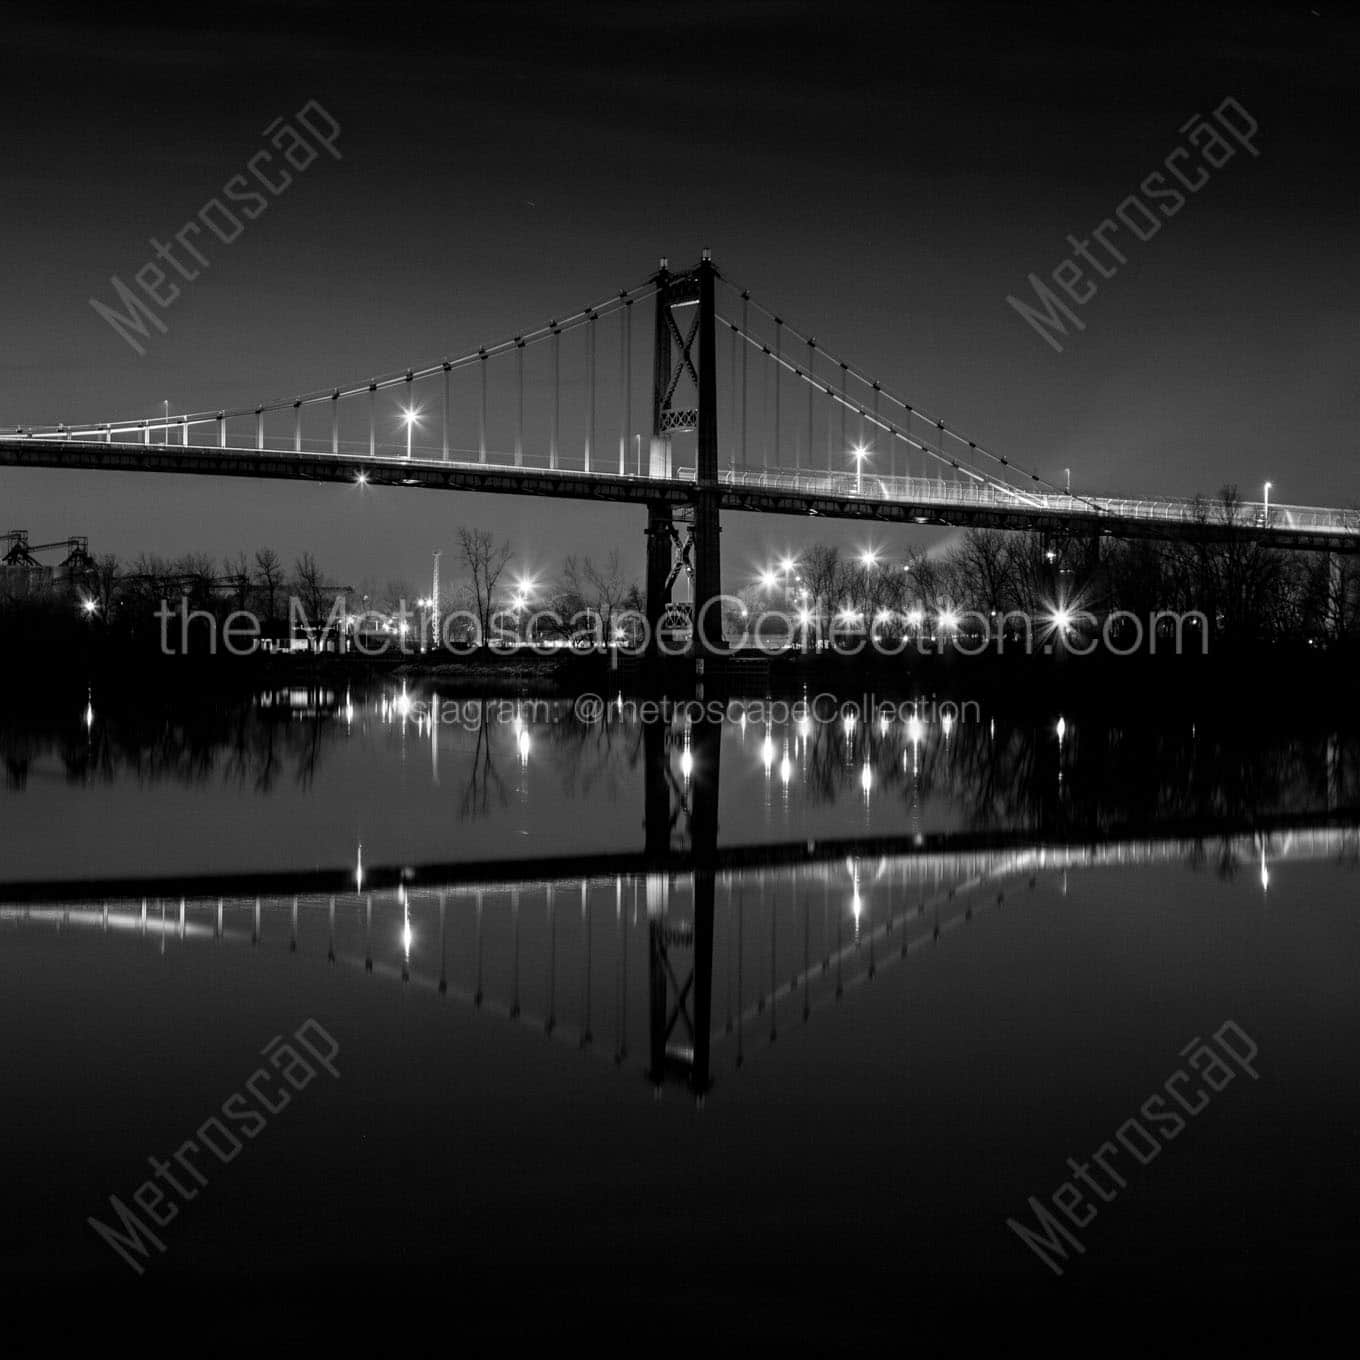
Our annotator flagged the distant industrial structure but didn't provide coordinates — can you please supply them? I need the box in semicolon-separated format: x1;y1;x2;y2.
1;531;96;597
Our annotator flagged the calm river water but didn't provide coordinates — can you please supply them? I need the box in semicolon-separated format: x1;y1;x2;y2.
2;681;1358;1321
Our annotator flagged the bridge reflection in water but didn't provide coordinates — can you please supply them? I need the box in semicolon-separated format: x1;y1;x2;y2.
4;817;1356;1102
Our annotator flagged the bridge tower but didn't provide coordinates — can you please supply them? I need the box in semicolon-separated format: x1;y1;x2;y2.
646;718;719;1097
646;251;724;657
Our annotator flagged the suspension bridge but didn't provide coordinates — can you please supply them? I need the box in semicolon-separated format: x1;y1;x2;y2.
4;253;1358;651
3;813;1356;1097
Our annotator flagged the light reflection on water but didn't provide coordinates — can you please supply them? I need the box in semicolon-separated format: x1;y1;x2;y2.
5;826;1358;1088
2;682;1359;880
3;682;1360;1290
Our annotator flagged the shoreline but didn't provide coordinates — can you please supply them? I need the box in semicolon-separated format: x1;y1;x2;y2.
2;641;1357;725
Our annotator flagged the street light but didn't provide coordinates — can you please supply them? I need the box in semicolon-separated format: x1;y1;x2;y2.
851;443;869;494
1263;481;1273;518
402;406;420;459
859;547;879;571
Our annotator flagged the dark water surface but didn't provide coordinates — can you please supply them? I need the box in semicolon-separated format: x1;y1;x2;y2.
3;683;1358;1331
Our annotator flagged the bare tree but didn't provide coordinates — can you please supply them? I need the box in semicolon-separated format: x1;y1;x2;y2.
563;549;633;642
223;552;252;610
799;543;845;642
951;529;1015;627
253;548;285;621
457;527;513;643
292;552;332;642
92;553;121;616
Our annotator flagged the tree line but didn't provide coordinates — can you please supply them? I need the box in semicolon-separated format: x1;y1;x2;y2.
5;488;1357;649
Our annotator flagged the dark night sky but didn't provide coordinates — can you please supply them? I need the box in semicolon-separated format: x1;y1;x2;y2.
2;0;1356;592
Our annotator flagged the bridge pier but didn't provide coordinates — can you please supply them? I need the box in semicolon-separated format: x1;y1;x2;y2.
644;501;674;652
691;488;723;655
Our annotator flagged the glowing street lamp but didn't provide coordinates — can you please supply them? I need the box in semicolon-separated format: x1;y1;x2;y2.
402;406;420;459
80;597;98;618
851;443;869;494
1263;481;1273;518
859;547;879;571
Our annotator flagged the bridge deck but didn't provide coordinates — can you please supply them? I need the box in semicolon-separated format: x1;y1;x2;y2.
3;438;1358;550
2;806;1354;903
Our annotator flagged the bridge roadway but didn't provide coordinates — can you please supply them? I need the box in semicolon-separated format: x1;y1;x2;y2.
3;437;1358;552
2;805;1354;904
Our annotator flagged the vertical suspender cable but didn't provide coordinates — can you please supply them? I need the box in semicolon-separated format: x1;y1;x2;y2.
760;346;768;471
625;301;634;476
618;294;628;475
772;318;781;473
740;292;749;469
294;401;301;454
256;406;264;451
585;309;595;473
550;325;559;470
331;391;339;455
807;339;815;478
840;363;848;462
826;367;834;469
514;339;524;468
729;318;737;469
404;371;413;457
871;384;880;482
478;350;487;463
368;383;376;458
442;361;450;461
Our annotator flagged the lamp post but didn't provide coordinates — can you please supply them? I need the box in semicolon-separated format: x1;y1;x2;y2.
852;444;868;494
1263;481;1273;519
403;407;420;460
416;597;432;652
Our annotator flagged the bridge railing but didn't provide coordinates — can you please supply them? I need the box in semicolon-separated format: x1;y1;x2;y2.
699;466;1360;537
7;426;1359;537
